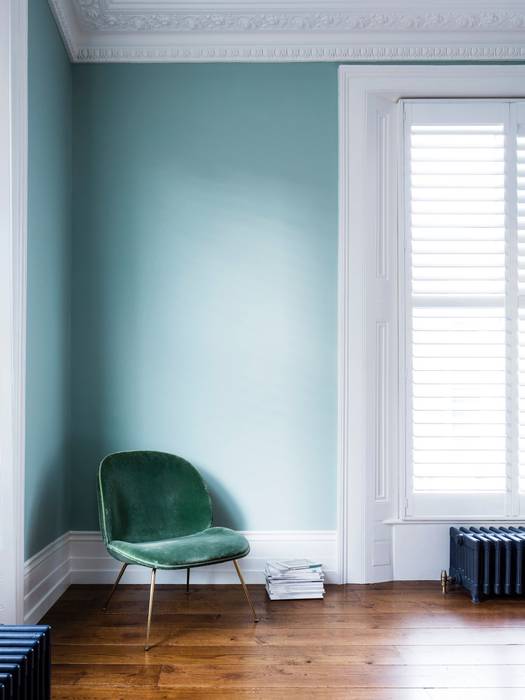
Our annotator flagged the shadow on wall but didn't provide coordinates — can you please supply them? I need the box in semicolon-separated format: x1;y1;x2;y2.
70;439;245;535
198;466;246;531
25;445;69;557
70;63;338;535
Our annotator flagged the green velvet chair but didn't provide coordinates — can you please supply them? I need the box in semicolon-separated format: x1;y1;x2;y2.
97;450;258;650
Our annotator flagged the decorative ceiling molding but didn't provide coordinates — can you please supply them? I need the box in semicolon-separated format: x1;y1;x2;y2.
48;0;525;63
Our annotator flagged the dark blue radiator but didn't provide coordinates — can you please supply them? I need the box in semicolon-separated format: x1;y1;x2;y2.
0;626;50;700
446;526;525;602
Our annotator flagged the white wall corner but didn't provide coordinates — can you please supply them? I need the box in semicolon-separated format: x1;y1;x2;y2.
24;530;338;621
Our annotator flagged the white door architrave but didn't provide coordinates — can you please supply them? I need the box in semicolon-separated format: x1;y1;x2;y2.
0;0;28;623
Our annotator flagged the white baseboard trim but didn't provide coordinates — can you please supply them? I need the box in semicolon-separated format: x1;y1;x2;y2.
24;533;71;624
70;530;339;585
24;529;338;622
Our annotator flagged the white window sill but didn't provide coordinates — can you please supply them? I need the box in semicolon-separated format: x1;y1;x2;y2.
384;517;525;525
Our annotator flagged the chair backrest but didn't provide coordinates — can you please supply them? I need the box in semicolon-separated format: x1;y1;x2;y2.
97;451;212;544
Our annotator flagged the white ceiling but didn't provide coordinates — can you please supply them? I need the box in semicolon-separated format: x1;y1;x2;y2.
48;0;525;62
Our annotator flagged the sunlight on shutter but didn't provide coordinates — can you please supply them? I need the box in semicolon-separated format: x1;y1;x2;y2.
408;118;507;494
518;120;525;493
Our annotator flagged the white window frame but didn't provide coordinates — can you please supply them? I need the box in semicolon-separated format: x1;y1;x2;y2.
0;0;27;623
338;65;525;585
402;98;522;521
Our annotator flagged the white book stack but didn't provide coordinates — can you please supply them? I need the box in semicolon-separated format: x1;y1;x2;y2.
265;559;325;600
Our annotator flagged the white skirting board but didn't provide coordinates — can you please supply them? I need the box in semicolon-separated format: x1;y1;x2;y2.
24;529;338;624
23;533;71;625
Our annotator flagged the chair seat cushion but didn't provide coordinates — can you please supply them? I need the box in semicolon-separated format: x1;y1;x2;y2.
107;527;250;569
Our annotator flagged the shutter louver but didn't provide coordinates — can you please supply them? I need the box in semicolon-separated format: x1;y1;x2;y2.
405;104;509;509
518;117;525;494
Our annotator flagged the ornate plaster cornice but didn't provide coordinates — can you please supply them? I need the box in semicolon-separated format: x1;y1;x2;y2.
47;1;525;63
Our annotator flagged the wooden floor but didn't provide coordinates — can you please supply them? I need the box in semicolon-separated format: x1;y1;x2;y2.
42;581;525;699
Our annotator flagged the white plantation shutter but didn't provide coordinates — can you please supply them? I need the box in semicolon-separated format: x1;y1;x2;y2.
403;100;525;518
518;104;525;498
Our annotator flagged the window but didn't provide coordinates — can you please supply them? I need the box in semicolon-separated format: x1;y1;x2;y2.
340;66;525;583
403;100;525;518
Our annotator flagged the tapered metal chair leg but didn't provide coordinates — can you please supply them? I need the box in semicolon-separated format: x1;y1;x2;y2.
233;559;259;623
103;563;128;611
186;567;190;593
145;568;157;651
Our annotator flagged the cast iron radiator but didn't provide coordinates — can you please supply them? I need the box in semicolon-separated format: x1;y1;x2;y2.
0;626;50;700
442;526;525;603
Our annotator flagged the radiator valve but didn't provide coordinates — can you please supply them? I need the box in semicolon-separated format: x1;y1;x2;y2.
440;569;455;594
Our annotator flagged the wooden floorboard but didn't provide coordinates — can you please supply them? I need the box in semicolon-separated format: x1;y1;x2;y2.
42;582;525;698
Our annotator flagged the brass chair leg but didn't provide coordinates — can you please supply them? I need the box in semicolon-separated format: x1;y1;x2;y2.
233;559;259;623
186;567;190;593
145;568;157;651
103;563;128;611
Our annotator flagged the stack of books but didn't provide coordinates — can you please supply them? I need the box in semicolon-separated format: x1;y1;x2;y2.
265;559;325;600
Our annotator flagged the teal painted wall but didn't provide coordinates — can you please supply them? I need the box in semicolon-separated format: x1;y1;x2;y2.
29;43;522;547
71;64;338;531
26;0;72;557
